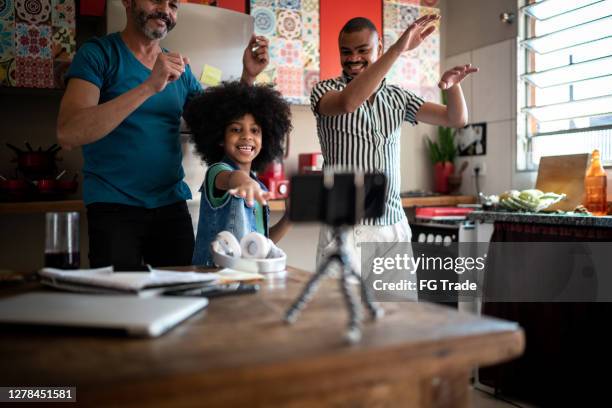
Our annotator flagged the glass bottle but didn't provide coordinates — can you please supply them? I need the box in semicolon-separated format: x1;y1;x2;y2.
584;150;608;216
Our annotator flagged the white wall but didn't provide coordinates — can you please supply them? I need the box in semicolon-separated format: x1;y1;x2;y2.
444;38;534;197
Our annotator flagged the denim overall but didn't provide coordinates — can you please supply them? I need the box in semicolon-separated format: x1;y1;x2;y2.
192;158;270;266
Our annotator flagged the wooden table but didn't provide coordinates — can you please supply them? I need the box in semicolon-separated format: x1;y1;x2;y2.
0;268;523;407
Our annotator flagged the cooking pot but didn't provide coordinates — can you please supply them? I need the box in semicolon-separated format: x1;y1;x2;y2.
0;178;32;201
6;143;61;177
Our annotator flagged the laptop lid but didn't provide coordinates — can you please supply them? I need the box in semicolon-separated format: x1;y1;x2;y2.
0;292;208;337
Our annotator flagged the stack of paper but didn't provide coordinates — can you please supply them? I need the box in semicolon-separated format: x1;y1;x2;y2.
38;267;220;296
38;267;265;297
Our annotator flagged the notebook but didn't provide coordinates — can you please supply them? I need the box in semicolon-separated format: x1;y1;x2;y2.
0;292;208;337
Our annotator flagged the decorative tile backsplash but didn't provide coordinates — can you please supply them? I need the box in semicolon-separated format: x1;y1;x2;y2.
384;0;440;103
0;0;75;88
251;0;320;105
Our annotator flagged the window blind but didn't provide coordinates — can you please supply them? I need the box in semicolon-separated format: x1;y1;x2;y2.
518;0;612;167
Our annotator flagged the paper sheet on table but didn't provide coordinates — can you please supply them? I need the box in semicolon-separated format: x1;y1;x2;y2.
39;267;220;292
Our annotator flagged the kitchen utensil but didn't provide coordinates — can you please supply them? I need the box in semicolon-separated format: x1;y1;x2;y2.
6;143;60;178
36;179;57;195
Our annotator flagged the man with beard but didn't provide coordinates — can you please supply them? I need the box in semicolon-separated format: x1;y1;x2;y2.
310;16;478;280
57;0;269;268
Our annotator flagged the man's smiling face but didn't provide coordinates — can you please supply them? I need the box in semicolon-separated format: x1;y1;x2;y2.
339;28;382;77
129;0;178;41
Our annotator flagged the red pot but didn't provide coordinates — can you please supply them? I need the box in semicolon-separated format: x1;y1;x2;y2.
434;161;455;194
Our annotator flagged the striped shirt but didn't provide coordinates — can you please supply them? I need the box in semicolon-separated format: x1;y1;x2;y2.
310;73;425;225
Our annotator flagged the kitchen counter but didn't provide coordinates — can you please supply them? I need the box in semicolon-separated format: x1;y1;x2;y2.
269;195;476;212
469;210;612;228
0;196;477;214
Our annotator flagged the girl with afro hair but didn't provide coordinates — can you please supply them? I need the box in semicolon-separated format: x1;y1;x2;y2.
183;81;292;266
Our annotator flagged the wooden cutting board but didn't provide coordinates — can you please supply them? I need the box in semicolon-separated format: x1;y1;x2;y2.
535;153;589;211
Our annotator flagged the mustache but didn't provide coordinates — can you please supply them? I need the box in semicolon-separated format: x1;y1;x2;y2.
147;12;175;30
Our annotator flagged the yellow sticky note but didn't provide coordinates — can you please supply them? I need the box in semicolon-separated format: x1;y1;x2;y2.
200;64;222;87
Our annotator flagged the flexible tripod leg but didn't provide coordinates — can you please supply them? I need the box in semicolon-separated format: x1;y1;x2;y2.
284;255;338;324
340;262;363;343
348;268;385;320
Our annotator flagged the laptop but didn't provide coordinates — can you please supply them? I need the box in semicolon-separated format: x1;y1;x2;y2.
0;292;208;337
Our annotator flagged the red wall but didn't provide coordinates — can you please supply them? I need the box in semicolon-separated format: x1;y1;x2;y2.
217;0;247;13
319;0;382;80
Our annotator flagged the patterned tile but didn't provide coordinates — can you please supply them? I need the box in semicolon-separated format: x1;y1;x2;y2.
15;0;51;24
383;4;399;29
302;40;318;70
397;4;419;28
15;55;53;87
418;30;439;61
52;25;74;60
250;0;318;105
383;0;440;101
276;66;303;98
0;19;14;59
15;23;52;59
278;0;299;10
252;6;276;36
301;0;317;13
303;69;318;94
301;11;318;42
276;9;301;40
419;56;439;88
251;0;275;7
0;0;15;20
51;0;74;28
270;38;302;67
383;28;398;52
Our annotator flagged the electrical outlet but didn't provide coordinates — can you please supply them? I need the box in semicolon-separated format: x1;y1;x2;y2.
472;162;487;176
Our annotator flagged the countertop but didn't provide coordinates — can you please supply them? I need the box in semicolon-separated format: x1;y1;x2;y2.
469;210;612;228
0;196;477;214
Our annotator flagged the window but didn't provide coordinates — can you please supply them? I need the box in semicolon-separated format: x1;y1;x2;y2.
517;0;612;170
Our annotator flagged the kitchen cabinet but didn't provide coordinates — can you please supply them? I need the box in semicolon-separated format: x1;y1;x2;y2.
469;211;612;406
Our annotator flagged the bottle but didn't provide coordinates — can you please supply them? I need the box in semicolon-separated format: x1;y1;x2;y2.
584;150;608;216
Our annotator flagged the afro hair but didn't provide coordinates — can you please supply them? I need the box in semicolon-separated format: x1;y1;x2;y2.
183;81;292;172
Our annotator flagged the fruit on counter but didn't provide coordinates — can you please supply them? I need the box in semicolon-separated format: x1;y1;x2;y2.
497;189;566;212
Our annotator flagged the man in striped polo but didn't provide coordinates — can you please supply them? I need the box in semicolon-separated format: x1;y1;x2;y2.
310;15;477;280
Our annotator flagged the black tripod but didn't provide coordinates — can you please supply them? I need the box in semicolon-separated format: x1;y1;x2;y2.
284;226;384;343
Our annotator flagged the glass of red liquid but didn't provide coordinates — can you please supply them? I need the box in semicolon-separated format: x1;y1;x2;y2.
45;212;80;269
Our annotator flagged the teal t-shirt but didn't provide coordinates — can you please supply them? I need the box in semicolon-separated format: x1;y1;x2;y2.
65;32;202;208
206;163;265;235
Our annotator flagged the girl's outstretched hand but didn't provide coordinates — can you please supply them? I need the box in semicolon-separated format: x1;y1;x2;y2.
438;64;479;90
228;179;271;207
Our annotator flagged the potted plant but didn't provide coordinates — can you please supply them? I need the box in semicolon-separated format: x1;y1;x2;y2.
426;125;457;194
